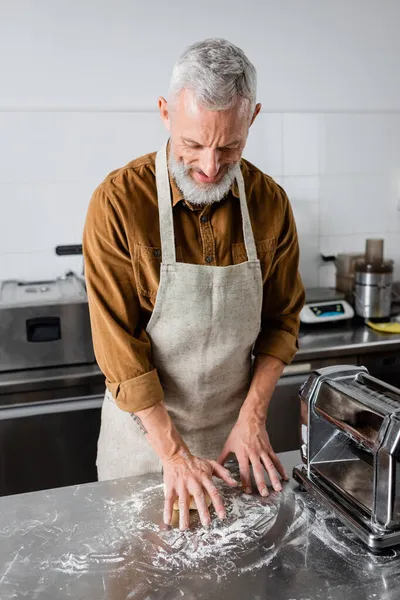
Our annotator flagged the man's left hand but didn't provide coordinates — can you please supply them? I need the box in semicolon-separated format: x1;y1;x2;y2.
217;409;289;497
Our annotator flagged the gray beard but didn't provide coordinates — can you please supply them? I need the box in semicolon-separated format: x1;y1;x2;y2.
168;153;239;206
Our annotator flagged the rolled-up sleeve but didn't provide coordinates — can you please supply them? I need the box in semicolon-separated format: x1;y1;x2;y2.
253;185;305;364
82;187;164;412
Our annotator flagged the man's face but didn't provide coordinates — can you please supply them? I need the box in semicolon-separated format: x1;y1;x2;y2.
159;89;261;205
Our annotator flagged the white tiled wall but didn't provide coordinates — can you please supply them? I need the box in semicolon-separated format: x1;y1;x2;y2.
1;1;400;287
318;113;400;286
1;111;400;285
0;112;168;280
261;111;400;288
2;1;400;112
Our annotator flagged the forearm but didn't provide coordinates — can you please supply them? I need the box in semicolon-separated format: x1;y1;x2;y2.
240;354;285;421
132;401;189;463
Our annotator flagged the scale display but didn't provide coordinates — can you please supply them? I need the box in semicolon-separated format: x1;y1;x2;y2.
300;298;354;324
310;303;345;318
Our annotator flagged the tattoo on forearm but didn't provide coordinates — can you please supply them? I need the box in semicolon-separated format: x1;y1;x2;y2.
130;413;148;435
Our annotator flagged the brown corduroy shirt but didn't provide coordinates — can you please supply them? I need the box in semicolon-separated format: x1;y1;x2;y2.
83;147;305;413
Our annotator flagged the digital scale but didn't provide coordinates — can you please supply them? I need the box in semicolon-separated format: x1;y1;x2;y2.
300;287;354;324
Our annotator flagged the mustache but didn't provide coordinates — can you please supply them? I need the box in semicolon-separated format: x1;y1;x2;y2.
172;159;235;180
168;154;239;206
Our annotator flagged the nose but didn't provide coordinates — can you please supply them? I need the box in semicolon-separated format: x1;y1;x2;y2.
199;149;221;179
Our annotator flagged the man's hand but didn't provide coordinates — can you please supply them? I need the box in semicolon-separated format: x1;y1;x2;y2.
217;409;288;497
133;401;238;530
163;449;238;530
217;354;289;496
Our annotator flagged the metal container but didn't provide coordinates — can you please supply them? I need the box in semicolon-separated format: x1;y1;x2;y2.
354;267;393;319
294;365;400;551
353;239;393;319
0;272;95;372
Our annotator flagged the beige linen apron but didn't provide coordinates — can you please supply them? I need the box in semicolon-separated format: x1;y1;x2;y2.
96;141;263;480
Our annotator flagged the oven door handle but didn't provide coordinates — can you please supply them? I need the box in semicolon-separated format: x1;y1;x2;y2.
0;394;104;420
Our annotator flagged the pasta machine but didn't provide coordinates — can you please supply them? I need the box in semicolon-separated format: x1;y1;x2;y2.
293;365;400;552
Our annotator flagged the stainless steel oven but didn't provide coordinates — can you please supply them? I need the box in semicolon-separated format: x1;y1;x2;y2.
0;273;95;373
0;364;104;496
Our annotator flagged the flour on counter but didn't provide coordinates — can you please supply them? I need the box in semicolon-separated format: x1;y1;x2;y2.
5;475;400;600
42;481;284;582
310;512;400;569
148;491;278;575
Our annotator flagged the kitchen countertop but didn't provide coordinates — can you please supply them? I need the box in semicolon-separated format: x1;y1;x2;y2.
1;466;400;600
1;323;398;396
296;321;400;362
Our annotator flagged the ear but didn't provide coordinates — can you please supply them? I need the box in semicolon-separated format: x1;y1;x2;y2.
158;96;171;132
249;103;262;127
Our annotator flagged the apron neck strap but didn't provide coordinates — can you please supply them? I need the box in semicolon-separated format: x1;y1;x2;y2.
155;141;258;264
155;141;176;264
235;165;258;262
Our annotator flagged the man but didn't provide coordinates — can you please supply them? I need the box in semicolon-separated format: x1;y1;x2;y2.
83;38;305;531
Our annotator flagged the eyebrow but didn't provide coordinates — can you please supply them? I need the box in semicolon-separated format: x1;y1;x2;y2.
183;138;241;149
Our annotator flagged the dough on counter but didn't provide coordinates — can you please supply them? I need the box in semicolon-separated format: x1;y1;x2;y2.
173;494;212;511
163;485;212;511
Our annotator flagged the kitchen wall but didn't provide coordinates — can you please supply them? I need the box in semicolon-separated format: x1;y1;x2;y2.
1;0;400;286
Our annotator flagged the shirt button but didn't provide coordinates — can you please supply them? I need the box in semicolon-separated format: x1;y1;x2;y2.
200;215;208;223
205;256;213;264
153;249;161;257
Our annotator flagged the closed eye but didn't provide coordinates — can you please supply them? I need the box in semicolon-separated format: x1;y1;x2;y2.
183;139;202;149
183;140;240;151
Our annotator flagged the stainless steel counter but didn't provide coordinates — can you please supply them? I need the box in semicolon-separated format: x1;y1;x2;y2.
296;322;400;361
1;466;400;600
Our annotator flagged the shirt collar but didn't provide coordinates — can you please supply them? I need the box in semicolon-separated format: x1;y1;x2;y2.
166;139;240;207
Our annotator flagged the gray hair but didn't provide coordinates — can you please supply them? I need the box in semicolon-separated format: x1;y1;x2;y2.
168;38;257;112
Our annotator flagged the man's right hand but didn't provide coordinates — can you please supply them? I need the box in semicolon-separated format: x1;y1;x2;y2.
163;449;239;530
133;401;238;529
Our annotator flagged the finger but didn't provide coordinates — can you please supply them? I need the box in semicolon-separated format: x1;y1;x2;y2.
210;461;239;487
217;445;232;466
177;488;190;531
238;455;252;494
202;477;226;520
250;454;269;497
163;489;177;525
261;452;282;492
190;483;211;528
269;449;289;481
